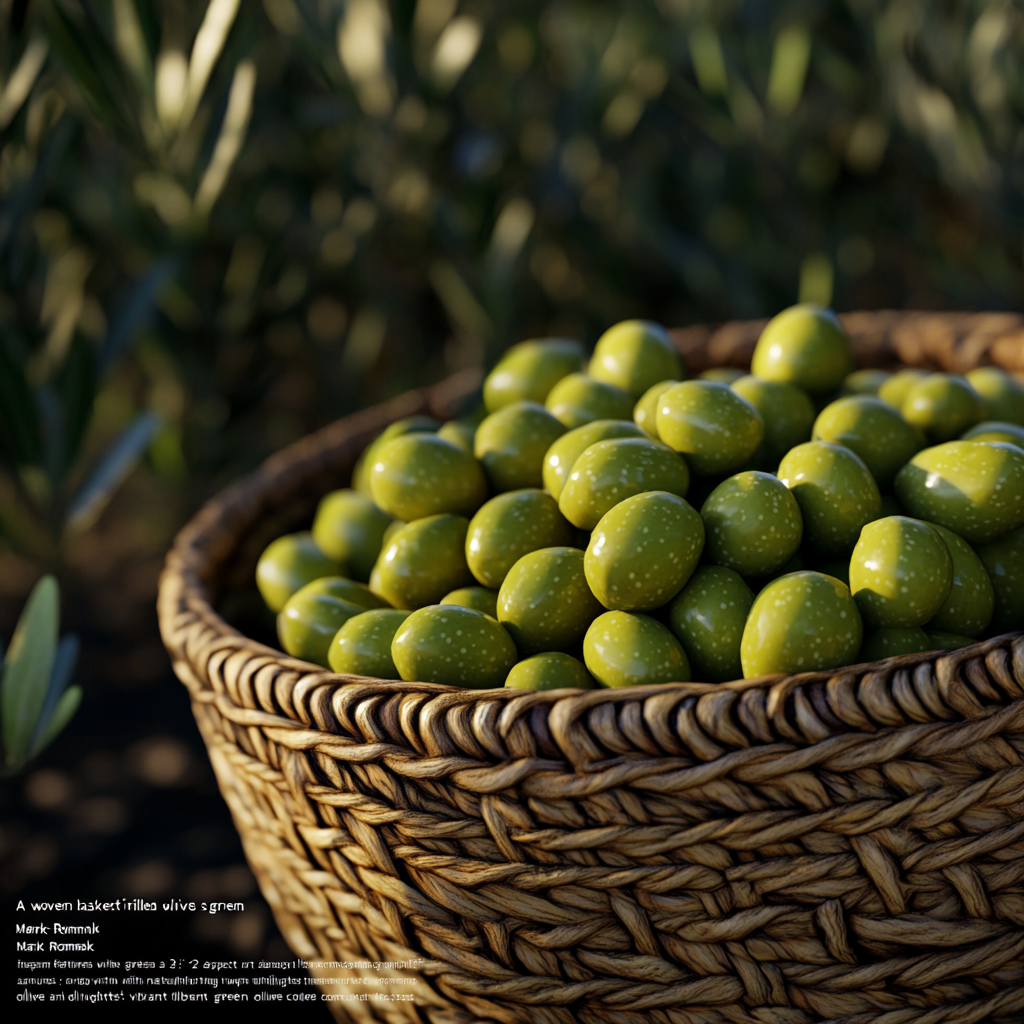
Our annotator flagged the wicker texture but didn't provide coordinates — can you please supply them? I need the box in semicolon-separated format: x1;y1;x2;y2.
158;313;1024;1024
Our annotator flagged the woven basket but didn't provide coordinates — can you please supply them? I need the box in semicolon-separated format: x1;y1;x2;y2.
158;312;1024;1024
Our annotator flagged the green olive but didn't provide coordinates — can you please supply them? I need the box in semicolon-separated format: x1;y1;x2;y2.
901;373;984;444
559;438;690;530
668;566;753;683
474;400;567;492
584;611;690;687
497;546;604;654
750;304;853;395
256;532;343;613
961;421;1024;450
633;380;678;440
483;338;586;412
730;376;815;469
894;440;1024;543
545;373;635;429
505;652;596;690
840;369;891;397
860;627;932;662
440;586;499;618
656;381;764;476
922;521;993;637
327;608;410;678
877;369;928;410
588;320;684;397
542;419;645;499
740;571;862;677
700;471;803;578
924;630;980;651
966;366;1024;427
391;605;517;688
297;575;390;609
437;419;476;453
353;416;440;492
312;490;393;582
778;441;881;555
368;433;487;521
466;489;574;588
811;395;921;490
277;582;372;667
369;514;474;609
699;368;745;384
974;525;1024;635
585;491;704;610
848;517;953;629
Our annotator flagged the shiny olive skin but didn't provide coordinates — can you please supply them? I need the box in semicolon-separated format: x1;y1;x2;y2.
368;433;487;521
353;416;440;492
466;489;574;588
730;376;815;469
848;517;953;629
633;380;678;440
327;608;410;678
894;440;1024;543
812;396;921;490
961;421;1024;450
277;583;373;667
656;381;764;476
740;571;862;677
974;525;1024;635
296;575;390;609
369;514;474;609
440;586;499;618
750;304;853;395
840;369;891;397
542;419;645;499
584;611;690;687
860;627;932;662
925;630;980;650
545;373;636;429
585;491;705;611
474;401;567;492
437;419;476;453
312;490;393;582
668;566;754;682
497;546;604;654
877;369;929;410
966;367;1024;427
588;320;684;397
256;532;342;613
923;521;993;637
559;438;690;530
901;374;985;444
701;471;803;578
484;338;586;412
505;652;596;690
391;605;517;688
778;441;881;555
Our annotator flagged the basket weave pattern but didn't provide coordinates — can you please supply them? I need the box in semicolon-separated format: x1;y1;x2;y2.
158;313;1024;1024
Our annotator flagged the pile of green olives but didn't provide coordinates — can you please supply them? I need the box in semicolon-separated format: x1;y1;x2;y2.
256;307;1024;691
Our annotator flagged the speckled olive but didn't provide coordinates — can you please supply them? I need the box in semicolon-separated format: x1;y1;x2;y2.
699;368;746;384
922;521;993;637
312;490;393;582
668;566;754;682
368;433;487;521
925;630;979;650
730;376;815;469
633;380;678;440
559;438;690;530
701;471;803;578
437;419;476;453
894;440;1024;543
901;374;985;444
840;369;891;397
369;514;474;609
391;605;517;688
740;571;862;677
656;381;764;476
877;369;928;410
585;491;704;610
848;517;953;629
542;419;645;499
277;581;374;667
353;415;439;492
777;441;881;556
327;608;410;678
750;304;853;395
483;338;586;412
440;586;499;618
505;652;596;690
545;373;635;429
497;547;604;654
966;367;1024;427
811;396;921;490
584;611;690;687
974;525;1024;635
961;421;1024;450
256;532;342;612
588;320;684;397
466;489;574;588
860;627;932;662
474;401;567;492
